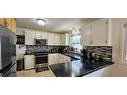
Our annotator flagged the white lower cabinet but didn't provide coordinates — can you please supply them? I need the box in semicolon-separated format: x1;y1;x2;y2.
48;53;71;65
58;54;71;63
24;55;35;70
48;53;58;65
84;65;112;77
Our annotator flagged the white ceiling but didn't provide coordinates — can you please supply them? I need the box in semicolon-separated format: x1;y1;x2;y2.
16;18;99;33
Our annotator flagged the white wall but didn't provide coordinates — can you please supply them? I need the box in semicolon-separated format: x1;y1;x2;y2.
111;64;127;77
111;18;127;64
84;64;127;77
84;65;112;77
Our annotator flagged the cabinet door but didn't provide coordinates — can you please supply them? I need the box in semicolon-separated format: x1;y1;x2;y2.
11;19;16;32
48;54;59;64
0;18;4;25
54;34;60;45
35;32;42;39
54;54;59;64
91;19;108;46
80;24;92;46
48;33;54;45
53;34;56;45
60;34;65;45
58;54;64;63
65;33;70;45
25;30;35;45
48;54;53;64
57;34;60;45
66;56;71;62
42;32;49;39
24;55;35;69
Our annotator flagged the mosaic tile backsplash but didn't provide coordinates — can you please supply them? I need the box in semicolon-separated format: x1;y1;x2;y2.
26;45;74;54
83;46;112;61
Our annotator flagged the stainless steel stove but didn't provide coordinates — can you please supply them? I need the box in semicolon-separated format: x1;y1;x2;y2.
35;52;49;72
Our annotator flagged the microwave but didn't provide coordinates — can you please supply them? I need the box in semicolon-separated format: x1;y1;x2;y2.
16;35;25;45
35;39;48;45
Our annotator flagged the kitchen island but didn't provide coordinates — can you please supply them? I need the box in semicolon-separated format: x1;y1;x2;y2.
49;54;114;77
21;53;113;77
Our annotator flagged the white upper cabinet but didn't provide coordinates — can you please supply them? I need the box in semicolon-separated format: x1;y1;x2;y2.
35;32;42;39
53;34;58;45
48;33;54;45
80;24;92;46
65;33;70;45
81;18;109;46
42;32;49;39
91;18;108;46
60;33;70;46
23;28;66;45
60;34;65;45
25;30;35;45
48;33;61;45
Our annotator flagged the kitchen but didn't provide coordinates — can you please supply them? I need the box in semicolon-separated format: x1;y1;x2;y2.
1;18;127;77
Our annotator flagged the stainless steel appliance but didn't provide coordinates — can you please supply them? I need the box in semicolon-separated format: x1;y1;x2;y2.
16;35;25;44
0;25;16;77
35;52;49;72
35;39;47;45
35;53;48;65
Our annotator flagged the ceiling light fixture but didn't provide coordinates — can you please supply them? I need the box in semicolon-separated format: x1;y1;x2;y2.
37;19;46;26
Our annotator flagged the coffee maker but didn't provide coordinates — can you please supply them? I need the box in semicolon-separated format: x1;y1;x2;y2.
82;48;96;63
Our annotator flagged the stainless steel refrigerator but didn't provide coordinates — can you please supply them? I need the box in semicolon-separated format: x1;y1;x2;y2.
0;25;16;77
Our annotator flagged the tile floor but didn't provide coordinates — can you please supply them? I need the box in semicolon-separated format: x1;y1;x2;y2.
16;67;55;77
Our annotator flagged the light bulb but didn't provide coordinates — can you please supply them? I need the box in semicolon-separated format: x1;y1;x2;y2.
37;19;46;26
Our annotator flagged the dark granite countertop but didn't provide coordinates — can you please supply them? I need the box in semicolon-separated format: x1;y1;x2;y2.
63;53;81;60
49;60;114;77
24;52;114;77
24;52;81;60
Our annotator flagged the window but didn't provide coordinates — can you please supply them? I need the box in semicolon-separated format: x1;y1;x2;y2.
70;30;82;53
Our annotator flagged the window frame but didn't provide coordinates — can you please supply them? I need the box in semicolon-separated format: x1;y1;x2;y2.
70;31;82;53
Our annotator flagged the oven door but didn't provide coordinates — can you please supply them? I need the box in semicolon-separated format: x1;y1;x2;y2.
35;55;48;64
